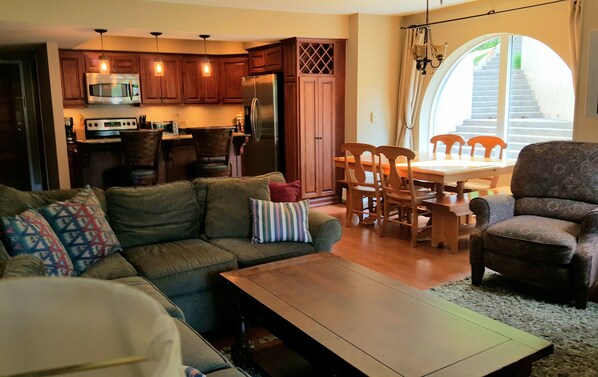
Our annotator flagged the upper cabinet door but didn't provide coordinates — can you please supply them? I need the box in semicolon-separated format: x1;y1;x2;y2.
182;57;220;104
139;54;182;104
59;50;86;107
219;56;248;104
248;45;282;74
84;52;139;73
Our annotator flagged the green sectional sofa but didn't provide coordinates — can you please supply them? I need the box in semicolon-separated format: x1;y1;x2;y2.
0;172;342;376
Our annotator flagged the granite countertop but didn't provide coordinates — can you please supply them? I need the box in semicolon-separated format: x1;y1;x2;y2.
76;132;249;144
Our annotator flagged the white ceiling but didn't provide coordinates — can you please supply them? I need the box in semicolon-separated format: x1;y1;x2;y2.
144;0;474;16
0;0;476;49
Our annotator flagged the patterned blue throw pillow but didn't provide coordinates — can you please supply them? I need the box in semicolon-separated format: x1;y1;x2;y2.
37;188;122;275
1;208;74;276
250;198;312;244
183;366;206;377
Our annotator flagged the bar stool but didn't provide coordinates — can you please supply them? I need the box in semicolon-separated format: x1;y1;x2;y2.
188;127;234;177
120;130;163;186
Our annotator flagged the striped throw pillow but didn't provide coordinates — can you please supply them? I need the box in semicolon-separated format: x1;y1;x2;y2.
250;198;312;244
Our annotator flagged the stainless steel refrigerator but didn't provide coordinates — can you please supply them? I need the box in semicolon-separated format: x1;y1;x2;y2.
241;73;283;176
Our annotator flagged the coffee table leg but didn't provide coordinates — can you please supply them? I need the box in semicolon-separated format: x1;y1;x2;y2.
231;293;250;368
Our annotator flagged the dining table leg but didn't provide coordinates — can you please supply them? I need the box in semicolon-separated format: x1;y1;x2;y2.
435;183;445;198
456;181;465;198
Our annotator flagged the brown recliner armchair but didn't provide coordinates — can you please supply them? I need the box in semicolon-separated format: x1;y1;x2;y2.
469;141;598;308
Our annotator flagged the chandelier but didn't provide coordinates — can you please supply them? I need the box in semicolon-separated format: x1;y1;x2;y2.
411;0;447;75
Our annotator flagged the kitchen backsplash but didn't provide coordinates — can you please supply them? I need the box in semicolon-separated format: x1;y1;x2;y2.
64;104;242;139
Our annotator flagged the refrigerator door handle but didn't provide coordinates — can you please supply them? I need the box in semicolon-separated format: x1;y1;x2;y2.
250;96;261;142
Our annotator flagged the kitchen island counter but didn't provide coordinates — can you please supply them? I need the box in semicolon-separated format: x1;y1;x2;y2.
69;132;249;188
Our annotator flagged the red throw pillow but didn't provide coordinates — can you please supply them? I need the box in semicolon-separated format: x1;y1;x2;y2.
269;180;301;202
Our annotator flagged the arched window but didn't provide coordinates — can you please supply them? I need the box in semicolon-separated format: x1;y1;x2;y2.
429;34;574;158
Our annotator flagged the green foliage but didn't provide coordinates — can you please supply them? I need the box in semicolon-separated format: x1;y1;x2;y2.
512;54;522;70
474;38;500;51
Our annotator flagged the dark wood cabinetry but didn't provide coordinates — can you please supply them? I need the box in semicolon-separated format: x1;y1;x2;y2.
59;50;86;106
248;45;283;74
281;38;345;202
219;56;249;104
139;54;183;104
84;52;138;73
182;56;219;104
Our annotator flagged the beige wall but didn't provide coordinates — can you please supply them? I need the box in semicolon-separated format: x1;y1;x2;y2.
348;14;402;146
401;0;573;150
573;0;598;142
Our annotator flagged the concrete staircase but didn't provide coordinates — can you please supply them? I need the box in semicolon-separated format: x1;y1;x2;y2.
452;37;573;160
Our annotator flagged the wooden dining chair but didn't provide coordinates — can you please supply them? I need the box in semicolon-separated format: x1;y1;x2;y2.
341;142;382;228
430;134;466;155
467;135;508;188
120;130;163;186
375;145;436;246
188;127;235;177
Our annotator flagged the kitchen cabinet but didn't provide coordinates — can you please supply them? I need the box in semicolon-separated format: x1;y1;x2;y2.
219;55;248;104
84;52;138;73
139;54;182;105
59;50;86;107
248;45;282;74
182;56;219;104
281;38;345;203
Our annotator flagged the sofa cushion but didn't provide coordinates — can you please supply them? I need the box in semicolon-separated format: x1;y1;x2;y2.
204;179;270;239
38;189;121;275
484;215;579;264
111;276;185;321
193;172;286;227
250;198;312;244
209;237;315;268
1;208;74;276
0;185;107;218
80;252;138;280
173;318;233;373
515;197;597;223
107;182;201;248
122;239;237;297
269;180;301;202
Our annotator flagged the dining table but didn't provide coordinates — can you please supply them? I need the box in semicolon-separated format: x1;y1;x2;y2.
333;151;516;198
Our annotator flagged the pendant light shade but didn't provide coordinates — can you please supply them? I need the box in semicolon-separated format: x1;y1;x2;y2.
151;32;164;77
199;34;212;77
94;29;110;75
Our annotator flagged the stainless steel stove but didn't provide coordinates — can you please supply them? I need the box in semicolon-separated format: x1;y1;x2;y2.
84;117;138;139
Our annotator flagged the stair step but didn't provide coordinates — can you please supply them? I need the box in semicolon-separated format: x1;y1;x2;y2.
472;113;498;119
509;127;573;137
508;119;573;128
508;134;571;143
509;111;544;118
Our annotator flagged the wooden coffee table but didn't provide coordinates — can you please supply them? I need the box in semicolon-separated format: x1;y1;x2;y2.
221;253;553;376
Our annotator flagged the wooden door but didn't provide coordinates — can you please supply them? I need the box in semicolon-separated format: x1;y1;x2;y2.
317;77;336;197
219;56;248;104
182;57;219;104
299;76;318;199
0;63;30;189
59;50;85;107
139;55;163;104
160;56;182;104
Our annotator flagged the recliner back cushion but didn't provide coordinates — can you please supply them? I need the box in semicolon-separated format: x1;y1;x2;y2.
107;181;200;248
515;197;597;223
511;141;598;204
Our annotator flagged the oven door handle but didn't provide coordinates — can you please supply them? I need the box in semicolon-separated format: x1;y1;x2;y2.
129;81;133;101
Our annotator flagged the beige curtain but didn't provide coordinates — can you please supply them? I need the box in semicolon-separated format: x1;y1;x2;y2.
396;28;425;149
569;0;582;91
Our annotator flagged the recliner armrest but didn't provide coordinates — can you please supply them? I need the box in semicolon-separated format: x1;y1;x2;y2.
571;209;598;287
308;210;342;252
470;194;516;231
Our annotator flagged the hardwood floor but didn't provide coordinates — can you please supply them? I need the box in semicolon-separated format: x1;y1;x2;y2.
314;203;471;290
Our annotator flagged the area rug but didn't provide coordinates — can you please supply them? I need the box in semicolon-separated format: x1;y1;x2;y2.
430;273;598;377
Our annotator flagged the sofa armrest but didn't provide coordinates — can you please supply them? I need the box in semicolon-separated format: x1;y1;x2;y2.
309;210;342;252
470;194;516;232
1;255;46;278
572;209;598;287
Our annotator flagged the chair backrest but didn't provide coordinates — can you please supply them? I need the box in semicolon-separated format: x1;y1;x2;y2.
189;127;234;166
511;141;598;222
467;135;507;158
120;130;163;170
341;142;378;186
430;134;465;155
375;145;417;201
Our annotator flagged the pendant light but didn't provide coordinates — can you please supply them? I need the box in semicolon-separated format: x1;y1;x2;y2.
199;34;212;77
94;29;110;75
411;0;448;75
151;32;164;77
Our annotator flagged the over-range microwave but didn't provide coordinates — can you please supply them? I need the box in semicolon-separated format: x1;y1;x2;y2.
85;73;141;105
